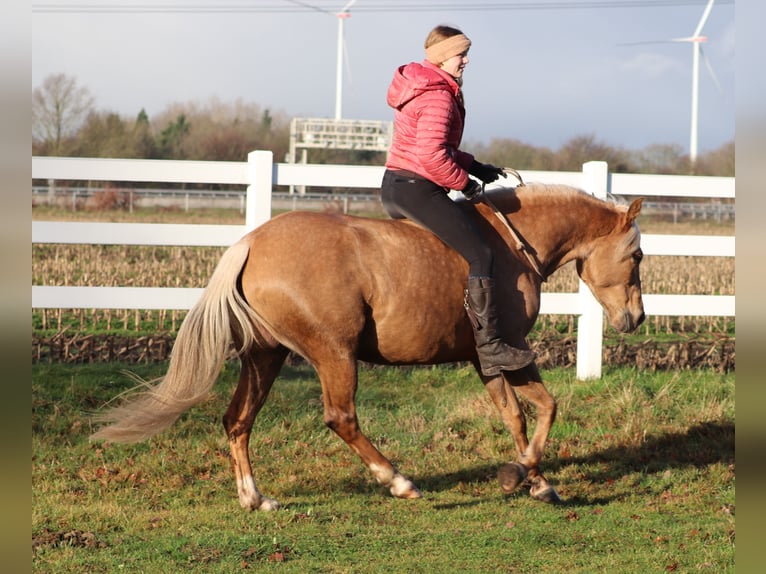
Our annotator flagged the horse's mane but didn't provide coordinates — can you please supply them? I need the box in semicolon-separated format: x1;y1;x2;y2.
484;182;629;213
476;183;641;258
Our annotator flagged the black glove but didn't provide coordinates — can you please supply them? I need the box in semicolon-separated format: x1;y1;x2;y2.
468;160;506;184
461;179;482;202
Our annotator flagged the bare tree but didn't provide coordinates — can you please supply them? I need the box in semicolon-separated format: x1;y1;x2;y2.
32;73;94;155
554;134;632;172
696;141;735;177
630;143;688;175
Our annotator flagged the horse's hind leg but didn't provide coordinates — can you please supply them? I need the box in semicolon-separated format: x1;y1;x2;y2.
223;347;289;511
316;358;422;499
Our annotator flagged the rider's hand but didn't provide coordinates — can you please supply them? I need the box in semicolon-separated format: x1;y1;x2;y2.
468;161;507;184
461;179;482;202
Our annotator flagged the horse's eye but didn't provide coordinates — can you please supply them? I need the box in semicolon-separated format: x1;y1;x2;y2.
632;250;643;263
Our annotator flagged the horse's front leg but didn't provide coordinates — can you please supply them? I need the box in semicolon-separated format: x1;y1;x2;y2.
316;358;422;500
484;366;560;503
483;375;531;493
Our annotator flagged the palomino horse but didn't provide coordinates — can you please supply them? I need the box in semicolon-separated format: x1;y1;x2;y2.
92;183;645;510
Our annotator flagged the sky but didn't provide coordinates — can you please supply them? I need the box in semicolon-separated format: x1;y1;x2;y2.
31;1;738;154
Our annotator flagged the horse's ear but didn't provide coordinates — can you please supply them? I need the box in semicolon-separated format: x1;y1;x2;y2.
625;198;643;227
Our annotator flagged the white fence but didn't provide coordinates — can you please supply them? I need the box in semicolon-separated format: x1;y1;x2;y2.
32;151;735;379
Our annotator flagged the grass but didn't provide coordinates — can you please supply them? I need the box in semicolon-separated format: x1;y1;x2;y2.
32;362;735;573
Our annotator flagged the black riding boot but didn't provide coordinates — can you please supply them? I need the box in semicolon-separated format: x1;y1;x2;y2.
464;276;536;376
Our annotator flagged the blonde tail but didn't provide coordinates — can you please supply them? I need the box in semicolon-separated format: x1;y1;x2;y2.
91;239;259;443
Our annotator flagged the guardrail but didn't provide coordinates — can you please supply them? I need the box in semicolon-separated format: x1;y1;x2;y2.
32;151;735;379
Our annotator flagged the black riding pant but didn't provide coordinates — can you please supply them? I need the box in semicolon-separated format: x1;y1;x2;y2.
380;169;493;278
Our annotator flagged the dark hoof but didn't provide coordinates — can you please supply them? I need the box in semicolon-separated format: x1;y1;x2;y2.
497;462;528;494
530;485;561;504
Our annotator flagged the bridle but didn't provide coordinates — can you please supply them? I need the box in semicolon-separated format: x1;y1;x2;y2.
479;168;546;281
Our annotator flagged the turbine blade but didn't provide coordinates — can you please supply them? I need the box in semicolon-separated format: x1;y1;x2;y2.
700;46;723;93
339;0;357;14
693;0;715;37
285;0;332;15
341;21;353;89
617;39;679;46
343;37;353;89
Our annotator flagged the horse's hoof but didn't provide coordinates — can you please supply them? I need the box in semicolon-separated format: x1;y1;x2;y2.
497;462;528;494
239;494;281;511
390;474;422;499
530;485;561;504
258;497;281;511
391;486;422;499
391;483;423;500
400;487;423;500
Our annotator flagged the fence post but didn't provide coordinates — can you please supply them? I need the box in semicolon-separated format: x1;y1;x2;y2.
246;150;274;231
576;161;609;379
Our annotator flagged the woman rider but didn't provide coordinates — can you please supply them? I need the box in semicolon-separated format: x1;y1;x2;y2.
380;24;536;376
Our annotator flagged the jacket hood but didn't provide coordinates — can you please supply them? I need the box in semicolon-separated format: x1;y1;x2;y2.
386;60;460;109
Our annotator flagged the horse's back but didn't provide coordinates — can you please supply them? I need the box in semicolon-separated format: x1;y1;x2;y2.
238;211;473;364
242;210;466;290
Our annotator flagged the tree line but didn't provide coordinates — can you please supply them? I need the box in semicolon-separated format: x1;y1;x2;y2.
33;73;734;178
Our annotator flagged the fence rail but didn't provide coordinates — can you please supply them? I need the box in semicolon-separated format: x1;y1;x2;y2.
32;152;735;379
33;186;735;222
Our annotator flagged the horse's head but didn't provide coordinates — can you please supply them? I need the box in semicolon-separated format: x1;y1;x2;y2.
576;198;646;333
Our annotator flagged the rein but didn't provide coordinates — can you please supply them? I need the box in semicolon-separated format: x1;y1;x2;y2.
479;168;546;281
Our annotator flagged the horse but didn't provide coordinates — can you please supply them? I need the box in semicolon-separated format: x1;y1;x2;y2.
91;183;645;511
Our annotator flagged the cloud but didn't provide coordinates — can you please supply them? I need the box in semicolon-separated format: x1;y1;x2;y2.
718;20;735;59
620;52;685;80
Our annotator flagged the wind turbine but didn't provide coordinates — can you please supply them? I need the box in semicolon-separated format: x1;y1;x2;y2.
684;0;719;163
286;0;357;119
621;0;721;164
335;0;357;120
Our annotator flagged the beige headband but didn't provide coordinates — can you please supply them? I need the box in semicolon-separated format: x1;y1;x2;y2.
425;34;471;64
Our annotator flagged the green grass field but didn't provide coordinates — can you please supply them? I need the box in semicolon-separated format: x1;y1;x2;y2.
32;362;734;573
32;203;736;571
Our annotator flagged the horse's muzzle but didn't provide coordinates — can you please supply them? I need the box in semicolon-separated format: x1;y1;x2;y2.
616;308;645;333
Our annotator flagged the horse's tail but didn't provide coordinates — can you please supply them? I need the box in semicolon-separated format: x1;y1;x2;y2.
91;238;260;443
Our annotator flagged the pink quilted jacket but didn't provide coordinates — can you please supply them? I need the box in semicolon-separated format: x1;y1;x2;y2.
385;60;474;191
